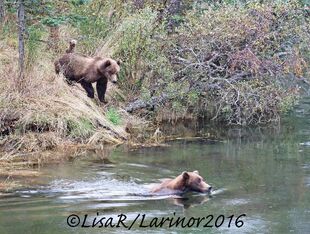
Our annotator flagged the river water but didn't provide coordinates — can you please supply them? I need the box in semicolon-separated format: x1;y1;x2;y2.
0;98;310;234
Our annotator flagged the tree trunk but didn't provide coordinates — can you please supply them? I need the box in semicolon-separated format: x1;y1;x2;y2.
0;0;4;23
18;0;25;85
125;94;170;113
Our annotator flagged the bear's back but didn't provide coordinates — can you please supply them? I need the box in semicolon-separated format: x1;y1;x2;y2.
60;54;94;79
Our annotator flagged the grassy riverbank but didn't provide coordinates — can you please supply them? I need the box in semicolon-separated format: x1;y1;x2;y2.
0;0;309;168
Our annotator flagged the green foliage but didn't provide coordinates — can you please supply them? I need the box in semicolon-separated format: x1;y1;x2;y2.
68;1;110;54
71;0;90;6
26;25;44;68
172;101;184;113
187;90;200;105
106;108;122;125
140;87;152;102
41;16;66;27
0;19;17;39
280;93;299;113
67;118;94;138
114;8;158;78
159;0;310;124
111;8;173;96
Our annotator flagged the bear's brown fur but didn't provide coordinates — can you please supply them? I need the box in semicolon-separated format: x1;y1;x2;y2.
54;42;121;103
151;171;212;194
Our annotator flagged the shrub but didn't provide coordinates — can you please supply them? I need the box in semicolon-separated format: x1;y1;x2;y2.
101;7;174;99
144;0;309;125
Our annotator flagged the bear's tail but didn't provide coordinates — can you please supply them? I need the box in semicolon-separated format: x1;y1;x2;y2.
66;39;77;53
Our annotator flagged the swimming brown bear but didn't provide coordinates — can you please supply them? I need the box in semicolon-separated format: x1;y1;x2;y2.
54;41;121;103
151;171;212;194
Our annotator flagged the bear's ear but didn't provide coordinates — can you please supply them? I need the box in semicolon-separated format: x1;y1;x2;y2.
117;60;122;66
102;59;112;69
181;171;189;181
193;170;199;175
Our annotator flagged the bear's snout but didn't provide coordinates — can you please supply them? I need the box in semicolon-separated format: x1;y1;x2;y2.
200;182;212;193
109;74;118;84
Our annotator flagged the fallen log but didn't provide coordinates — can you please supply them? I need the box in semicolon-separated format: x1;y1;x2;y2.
124;83;223;113
125;94;170;113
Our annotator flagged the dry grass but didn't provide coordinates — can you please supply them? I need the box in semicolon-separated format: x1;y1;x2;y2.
0;33;147;162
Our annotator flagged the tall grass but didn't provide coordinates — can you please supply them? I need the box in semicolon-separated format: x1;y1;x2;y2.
0;36;130;157
26;25;45;70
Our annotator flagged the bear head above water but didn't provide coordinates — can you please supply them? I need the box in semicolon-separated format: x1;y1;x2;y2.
151;170;212;194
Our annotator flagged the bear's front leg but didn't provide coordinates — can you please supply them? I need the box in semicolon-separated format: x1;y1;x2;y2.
80;80;95;98
96;78;108;103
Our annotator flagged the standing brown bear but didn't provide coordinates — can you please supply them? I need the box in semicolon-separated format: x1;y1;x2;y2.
54;41;121;103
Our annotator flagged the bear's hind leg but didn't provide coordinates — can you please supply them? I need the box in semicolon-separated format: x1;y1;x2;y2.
96;79;108;103
80;80;95;98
